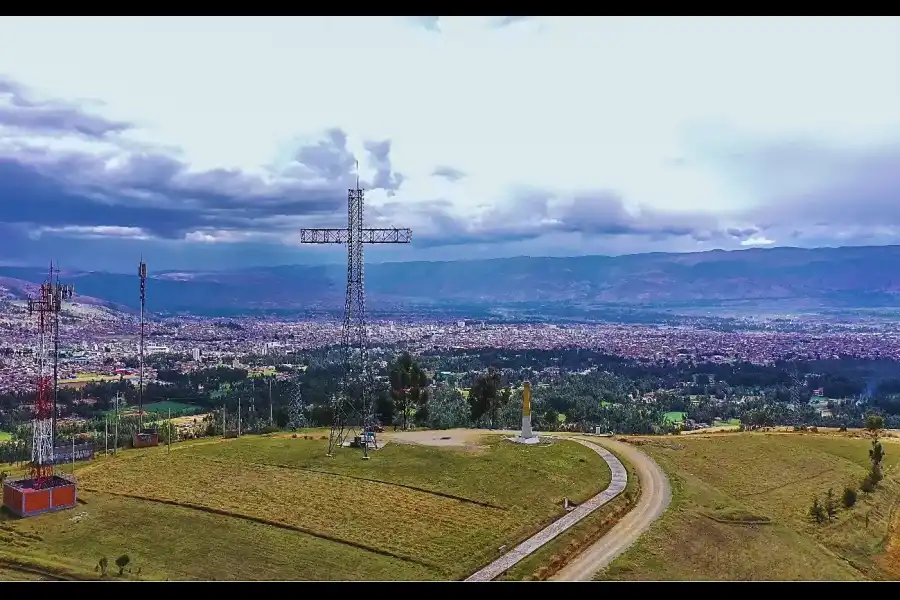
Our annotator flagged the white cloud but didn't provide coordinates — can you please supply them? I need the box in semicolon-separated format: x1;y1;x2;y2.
1;16;899;260
741;236;776;247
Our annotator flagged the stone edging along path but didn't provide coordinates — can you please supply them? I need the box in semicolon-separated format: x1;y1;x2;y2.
464;437;628;582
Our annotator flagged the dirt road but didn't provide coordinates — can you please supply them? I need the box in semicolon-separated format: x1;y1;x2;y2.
550;437;671;581
464;435;628;581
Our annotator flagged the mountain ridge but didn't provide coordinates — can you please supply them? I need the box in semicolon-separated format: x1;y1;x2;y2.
2;244;900;319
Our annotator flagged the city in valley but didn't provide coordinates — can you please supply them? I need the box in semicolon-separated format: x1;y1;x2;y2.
2;15;899;584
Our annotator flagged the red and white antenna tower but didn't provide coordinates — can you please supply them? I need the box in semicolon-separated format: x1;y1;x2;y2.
27;264;73;487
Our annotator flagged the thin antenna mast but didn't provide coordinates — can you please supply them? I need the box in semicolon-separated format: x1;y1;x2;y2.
138;259;147;430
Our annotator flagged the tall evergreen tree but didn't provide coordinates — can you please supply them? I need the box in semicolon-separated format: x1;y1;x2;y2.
287;381;308;430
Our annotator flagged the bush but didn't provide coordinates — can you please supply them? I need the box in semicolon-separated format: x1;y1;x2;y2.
824;488;837;520
809;496;826;523
860;476;876;494
95;556;109;577
115;554;130;576
841;487;857;508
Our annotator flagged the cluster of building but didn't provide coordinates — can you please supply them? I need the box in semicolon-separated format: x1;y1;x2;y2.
4;298;900;395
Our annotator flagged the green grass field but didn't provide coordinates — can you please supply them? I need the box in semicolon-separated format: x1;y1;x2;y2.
0;431;610;581
0;431;11;442
663;411;686;424
248;368;277;378
600;432;900;581
104;401;201;417
141;401;202;415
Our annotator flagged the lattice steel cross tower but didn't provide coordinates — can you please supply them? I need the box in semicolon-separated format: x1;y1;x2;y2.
300;182;411;458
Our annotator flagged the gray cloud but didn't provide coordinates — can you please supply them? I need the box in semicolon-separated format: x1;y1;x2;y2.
3;72;900;270
491;16;532;29
0;75;132;138
383;188;727;249
432;165;466;182
364;140;405;195
406;17;441;32
704;138;900;242
0;77;408;256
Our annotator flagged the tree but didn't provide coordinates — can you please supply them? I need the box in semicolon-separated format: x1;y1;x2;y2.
866;414;884;437
96;556;109;577
808;496;826;524
425;386;471;430
389;353;426;430
286;382;307;430
869;439;885;484
115;554;130;576
841;487;857;509
824;488;837;520
469;367;503;428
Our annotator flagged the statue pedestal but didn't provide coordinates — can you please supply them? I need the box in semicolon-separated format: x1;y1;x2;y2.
508;380;540;444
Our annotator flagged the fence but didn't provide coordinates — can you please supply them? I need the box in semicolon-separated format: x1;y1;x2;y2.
51;443;95;465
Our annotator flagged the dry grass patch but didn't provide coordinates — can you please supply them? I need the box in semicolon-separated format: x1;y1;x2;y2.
5;432;608;581
600;432;900;581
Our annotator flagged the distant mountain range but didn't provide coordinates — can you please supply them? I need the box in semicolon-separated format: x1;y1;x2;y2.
3;245;900;321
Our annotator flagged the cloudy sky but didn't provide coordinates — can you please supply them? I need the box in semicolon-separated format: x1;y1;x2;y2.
1;16;898;272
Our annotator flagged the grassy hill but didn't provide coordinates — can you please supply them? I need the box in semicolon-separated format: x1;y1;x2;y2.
600;431;900;580
0;431;609;581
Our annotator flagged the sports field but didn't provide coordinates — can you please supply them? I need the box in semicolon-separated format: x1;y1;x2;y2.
600;432;900;580
663;411;686;424
0;431;11;442
104;401;201;417
0;431;609;581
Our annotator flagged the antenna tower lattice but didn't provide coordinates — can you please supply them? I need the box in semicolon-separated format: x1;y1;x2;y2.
27;264;73;487
300;172;412;457
139;260;147;429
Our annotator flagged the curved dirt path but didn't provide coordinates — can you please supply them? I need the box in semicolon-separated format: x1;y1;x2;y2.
464;436;628;581
550;437;671;581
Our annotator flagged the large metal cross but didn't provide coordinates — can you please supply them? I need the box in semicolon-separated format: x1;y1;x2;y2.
300;185;411;457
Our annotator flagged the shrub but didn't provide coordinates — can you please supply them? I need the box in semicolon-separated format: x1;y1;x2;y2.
824;488;837;520
860;476;876;494
841;487;857;509
115;554;130;576
809;496;826;523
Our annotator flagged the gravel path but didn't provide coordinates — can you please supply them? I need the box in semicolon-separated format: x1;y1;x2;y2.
464;436;628;582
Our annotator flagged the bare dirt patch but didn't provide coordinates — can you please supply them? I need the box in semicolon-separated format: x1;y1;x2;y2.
385;428;493;449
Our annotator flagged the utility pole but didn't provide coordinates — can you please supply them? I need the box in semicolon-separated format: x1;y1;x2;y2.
222;405;225;438
114;392;119;456
269;377;273;425
167;407;171;455
238;397;242;437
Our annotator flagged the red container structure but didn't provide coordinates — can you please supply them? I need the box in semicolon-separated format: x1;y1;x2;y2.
133;431;159;448
2;475;77;518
